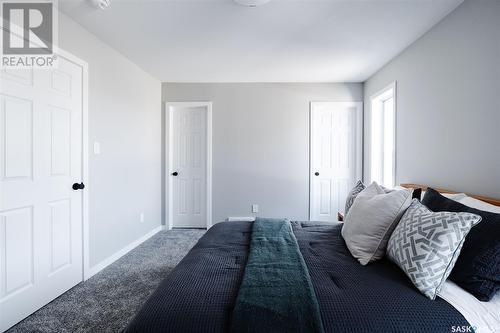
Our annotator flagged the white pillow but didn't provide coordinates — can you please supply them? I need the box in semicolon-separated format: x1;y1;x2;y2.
442;192;468;201
458;196;500;214
420;190;467;202
342;182;413;265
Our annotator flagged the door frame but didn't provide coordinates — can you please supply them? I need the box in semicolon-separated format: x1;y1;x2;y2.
56;49;91;280
309;101;363;221
165;102;213;230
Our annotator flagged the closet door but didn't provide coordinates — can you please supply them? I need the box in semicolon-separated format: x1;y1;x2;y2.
310;102;362;222
168;103;211;229
0;56;84;331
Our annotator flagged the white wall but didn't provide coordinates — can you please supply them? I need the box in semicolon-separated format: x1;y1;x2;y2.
58;13;162;267
162;83;363;223
363;0;500;198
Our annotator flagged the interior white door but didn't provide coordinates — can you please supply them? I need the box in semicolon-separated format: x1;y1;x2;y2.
0;56;84;331
170;104;210;229
310;102;362;222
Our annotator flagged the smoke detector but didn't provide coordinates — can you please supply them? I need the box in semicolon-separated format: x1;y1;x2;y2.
91;0;111;10
234;0;272;7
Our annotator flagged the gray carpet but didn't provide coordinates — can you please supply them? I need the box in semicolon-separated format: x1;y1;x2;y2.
8;229;205;333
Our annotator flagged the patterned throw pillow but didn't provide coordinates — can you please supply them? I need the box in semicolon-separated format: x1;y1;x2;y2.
387;199;482;300
344;180;365;214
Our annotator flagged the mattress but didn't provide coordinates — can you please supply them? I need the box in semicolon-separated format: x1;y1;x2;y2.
124;221;469;333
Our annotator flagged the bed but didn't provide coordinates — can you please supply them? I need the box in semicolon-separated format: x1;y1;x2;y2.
126;221;478;332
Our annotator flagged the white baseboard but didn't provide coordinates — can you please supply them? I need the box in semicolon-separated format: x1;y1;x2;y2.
84;225;163;280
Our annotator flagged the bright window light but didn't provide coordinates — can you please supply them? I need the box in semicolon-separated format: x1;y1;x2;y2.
370;83;396;188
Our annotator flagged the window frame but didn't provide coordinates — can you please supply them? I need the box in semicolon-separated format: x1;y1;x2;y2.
369;81;397;188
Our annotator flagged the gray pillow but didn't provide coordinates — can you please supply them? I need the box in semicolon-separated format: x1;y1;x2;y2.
342;182;413;265
344;180;365;215
387;199;482;300
344;181;398;215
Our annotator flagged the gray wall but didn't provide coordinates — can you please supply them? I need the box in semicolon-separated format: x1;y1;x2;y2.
162;83;363;223
364;0;500;198
59;13;162;267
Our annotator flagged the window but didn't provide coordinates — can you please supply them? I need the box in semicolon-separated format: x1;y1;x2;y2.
370;82;396;188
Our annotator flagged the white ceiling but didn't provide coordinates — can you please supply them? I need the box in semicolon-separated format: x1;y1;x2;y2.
59;0;463;82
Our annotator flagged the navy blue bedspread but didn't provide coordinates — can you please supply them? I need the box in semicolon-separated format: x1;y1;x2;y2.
124;221;469;333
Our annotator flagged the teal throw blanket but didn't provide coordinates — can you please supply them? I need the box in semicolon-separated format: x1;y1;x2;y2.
231;218;324;333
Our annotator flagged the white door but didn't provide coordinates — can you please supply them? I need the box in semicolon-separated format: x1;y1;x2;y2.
0;56;84;331
168;103;212;229
310;102;362;222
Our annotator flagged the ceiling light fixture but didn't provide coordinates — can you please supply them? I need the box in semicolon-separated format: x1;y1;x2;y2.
233;0;272;7
90;0;111;10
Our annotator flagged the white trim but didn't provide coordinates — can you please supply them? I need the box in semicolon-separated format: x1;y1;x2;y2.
207;103;213;229
392;82;397;188
165;102;213;230
368;81;397;187
54;49;91;281
82;61;90;281
309;105;315;221
309;101;363;220
168;106;174;230
85;226;163;279
370;82;396;103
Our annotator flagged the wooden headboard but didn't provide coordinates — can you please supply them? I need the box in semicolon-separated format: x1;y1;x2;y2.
400;183;500;207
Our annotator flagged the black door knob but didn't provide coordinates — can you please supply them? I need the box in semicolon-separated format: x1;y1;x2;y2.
314;172;320;176
72;182;85;190
172;172;179;176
